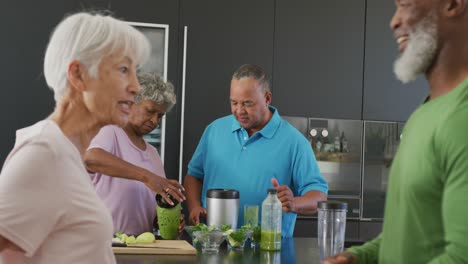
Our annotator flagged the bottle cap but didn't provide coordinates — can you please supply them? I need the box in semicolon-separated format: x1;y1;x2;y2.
155;194;179;209
267;188;278;194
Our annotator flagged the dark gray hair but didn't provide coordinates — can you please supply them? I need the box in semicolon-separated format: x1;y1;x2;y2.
136;72;176;112
232;64;270;92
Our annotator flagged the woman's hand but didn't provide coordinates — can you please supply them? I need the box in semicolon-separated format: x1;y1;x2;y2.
84;148;186;205
145;177;185;205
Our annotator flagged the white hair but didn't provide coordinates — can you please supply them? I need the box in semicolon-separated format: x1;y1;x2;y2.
394;13;438;83
44;12;151;102
136;72;176;112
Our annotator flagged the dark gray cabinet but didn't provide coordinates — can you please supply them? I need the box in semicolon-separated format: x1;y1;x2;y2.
363;0;426;122
294;217;382;241
0;1;108;165
0;1;183;180
273;0;365;119
112;0;182;180
179;0;275;176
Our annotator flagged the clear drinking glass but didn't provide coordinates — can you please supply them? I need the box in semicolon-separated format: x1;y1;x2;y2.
244;204;259;227
317;201;348;262
226;229;253;251
193;230;227;253
184;226;201;248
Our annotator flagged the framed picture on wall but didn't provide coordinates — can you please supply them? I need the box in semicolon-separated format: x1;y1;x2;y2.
128;22;169;162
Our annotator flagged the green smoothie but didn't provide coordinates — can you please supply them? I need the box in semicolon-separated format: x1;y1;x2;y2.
157;203;181;240
260;230;281;251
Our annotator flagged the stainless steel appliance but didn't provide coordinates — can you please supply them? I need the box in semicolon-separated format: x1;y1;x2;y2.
206;189;239;229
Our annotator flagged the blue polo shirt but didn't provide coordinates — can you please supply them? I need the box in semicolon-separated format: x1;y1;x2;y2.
188;106;328;237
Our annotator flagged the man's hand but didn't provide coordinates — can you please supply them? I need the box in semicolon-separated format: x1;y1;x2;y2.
188;206;207;225
323;252;359;264
271;178;296;212
145;177;185;205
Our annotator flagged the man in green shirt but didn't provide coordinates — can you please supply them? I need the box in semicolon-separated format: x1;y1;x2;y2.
325;0;468;263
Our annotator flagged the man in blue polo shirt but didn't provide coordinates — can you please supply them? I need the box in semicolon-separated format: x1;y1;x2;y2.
183;64;328;237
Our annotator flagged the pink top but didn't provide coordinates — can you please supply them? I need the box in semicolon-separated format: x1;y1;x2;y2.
0;120;115;264
88;125;166;236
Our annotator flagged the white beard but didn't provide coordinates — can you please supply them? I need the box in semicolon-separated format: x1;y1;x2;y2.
394;15;438;83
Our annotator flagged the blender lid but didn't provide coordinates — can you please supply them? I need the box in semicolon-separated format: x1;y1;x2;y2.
207;189;240;199
155;194;179;208
317;200;348;210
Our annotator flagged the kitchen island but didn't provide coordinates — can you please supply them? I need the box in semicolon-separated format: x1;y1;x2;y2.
115;237;321;263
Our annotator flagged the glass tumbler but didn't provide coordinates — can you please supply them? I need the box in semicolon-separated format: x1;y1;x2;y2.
244;204;259;227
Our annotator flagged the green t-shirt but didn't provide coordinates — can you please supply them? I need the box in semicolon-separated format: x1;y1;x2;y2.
348;78;468;263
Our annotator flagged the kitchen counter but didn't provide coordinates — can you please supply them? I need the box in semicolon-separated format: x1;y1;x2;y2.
115;237;321;263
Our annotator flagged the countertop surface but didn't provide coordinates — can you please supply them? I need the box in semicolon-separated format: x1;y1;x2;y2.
115;237;321;263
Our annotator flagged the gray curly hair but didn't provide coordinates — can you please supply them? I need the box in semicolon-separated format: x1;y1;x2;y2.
136;72;176;112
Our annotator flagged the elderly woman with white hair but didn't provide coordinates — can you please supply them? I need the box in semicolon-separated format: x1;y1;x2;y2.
84;72;185;236
0;12;182;263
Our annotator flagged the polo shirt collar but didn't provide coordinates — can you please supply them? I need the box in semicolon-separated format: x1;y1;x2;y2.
230;105;281;139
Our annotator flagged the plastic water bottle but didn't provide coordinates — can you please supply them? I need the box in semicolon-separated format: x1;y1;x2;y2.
260;189;282;251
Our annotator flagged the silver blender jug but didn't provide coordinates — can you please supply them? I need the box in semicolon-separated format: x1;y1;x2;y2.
206;189;239;229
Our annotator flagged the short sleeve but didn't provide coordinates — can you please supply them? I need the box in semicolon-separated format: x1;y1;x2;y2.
187;127;209;179
292;138;328;196
0;143;64;257
87;125;118;153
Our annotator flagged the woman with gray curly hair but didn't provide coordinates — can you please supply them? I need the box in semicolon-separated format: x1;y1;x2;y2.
84;72;185;236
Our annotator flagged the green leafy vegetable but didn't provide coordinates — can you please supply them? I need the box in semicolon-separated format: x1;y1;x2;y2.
229;229;248;243
226;224;256;247
193;223;206;231
115;231;123;239
239;224;252;231
252;226;261;242
192;223;217;232
220;224;232;232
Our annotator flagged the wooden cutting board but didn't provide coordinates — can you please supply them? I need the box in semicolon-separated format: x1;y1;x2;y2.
113;240;197;255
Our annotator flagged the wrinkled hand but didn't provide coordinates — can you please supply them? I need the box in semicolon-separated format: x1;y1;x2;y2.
188;206;207;225
323;252;359;264
145;176;185;205
271;178;295;213
178;213;185;238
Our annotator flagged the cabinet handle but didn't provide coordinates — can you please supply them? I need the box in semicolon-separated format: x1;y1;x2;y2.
178;26;188;184
160;24;170;163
